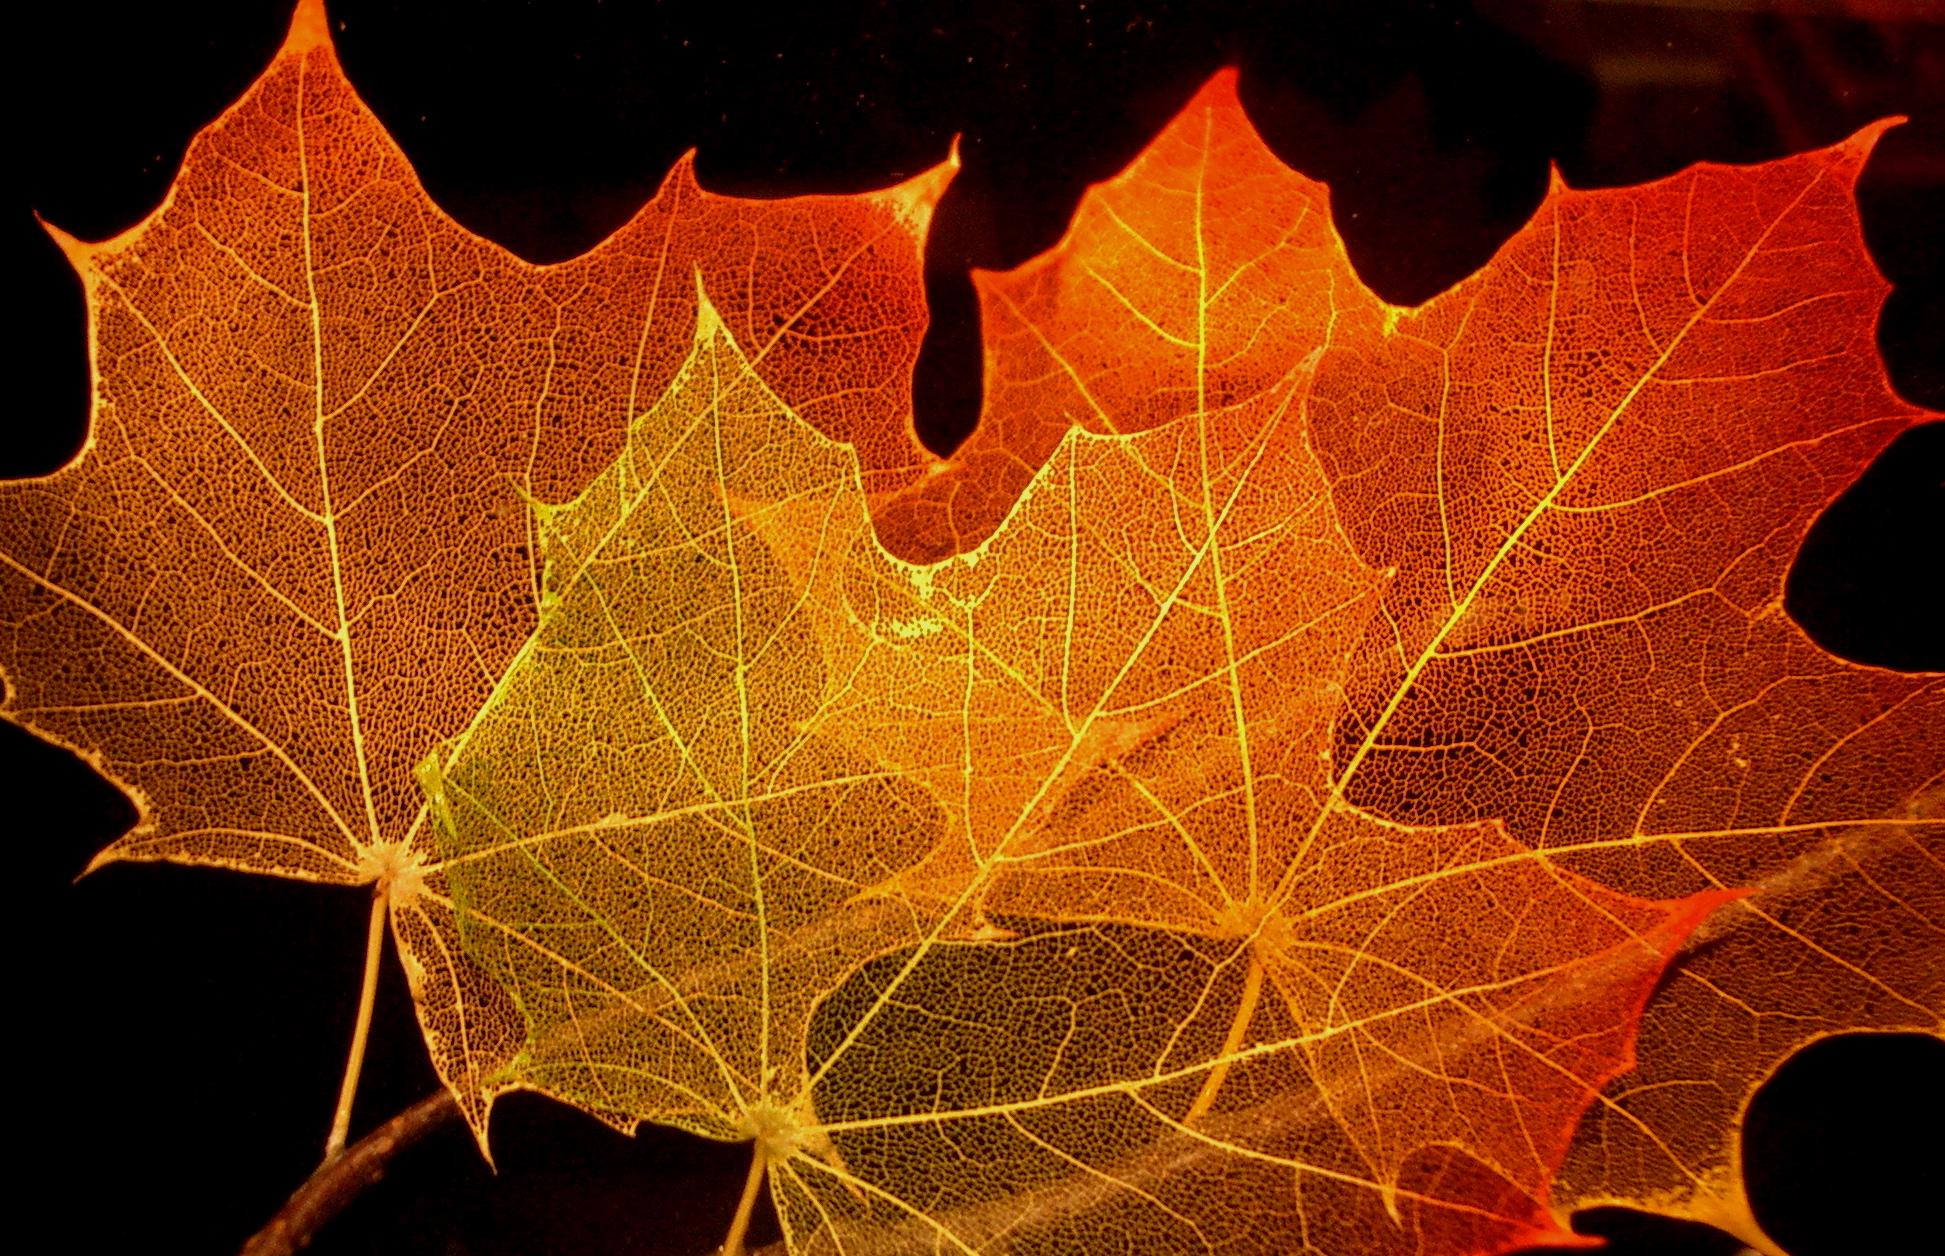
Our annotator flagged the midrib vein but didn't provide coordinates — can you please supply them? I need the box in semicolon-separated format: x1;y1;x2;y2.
1191;106;1262;907
296;59;384;849
1274;166;1831;899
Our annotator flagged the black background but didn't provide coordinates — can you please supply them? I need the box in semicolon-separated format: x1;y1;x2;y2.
9;2;1942;1254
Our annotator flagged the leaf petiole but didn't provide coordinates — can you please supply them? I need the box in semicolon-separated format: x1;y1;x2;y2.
1185;948;1266;1124
324;884;389;1162
721;1138;770;1256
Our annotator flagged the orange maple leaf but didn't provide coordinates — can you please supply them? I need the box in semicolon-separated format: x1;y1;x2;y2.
0;0;951;1144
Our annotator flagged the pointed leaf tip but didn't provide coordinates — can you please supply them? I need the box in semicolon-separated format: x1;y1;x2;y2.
1178;65;1249;125
1198;64;1243;101
79;844;121;881
1837;114;1906;167
691;267;726;339
669;147;703;189
872;155;957;238
282;0;333;55
34;211;95;273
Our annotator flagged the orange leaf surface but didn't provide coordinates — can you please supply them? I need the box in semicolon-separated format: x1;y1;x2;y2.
0;0;950;1126
10;1;1938;1248
423;71;1939;1254
1300;97;1944;1239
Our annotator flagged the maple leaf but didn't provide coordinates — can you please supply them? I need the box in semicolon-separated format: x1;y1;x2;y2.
0;0;951;1145
426;71;1939;1255
807;73;1942;1252
1297;101;1945;1244
418;294;944;1205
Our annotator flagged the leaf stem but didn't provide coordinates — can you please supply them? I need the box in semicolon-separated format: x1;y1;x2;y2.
241;1089;458;1256
325;884;389;1161
1185;948;1265;1124
721;1139;770;1256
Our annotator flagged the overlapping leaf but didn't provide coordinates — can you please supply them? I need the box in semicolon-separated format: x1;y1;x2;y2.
421;293;945;1153
0;0;951;1123
10;1;1936;1248
426;72;1939;1255
439;284;1663;1252
1299;107;1944;1240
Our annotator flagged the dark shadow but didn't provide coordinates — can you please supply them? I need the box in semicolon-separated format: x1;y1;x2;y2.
1788;422;1945;671
327;1095;781;1256
1520;1207;1744;1256
1744;1032;1944;1256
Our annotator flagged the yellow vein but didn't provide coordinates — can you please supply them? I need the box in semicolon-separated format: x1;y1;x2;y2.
296;58;383;849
